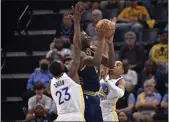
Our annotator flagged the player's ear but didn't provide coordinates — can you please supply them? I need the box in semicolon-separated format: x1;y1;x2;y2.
121;69;124;74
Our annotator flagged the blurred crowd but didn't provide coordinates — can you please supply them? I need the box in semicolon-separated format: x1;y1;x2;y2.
22;0;168;122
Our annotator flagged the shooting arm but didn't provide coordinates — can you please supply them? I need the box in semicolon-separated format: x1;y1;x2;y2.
101;41;115;68
83;38;105;68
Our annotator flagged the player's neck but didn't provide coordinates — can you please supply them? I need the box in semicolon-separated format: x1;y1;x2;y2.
109;74;120;79
55;72;64;79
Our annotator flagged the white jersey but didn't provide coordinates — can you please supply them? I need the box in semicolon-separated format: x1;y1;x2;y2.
50;73;85;121
99;76;124;121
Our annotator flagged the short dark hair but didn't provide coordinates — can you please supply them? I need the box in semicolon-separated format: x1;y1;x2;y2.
49;60;64;77
121;59;129;74
33;82;45;91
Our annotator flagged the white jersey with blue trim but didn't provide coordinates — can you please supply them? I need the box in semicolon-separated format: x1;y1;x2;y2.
50;73;85;116
99;76;124;112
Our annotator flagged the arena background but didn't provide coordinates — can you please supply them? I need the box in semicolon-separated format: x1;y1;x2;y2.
1;0;168;121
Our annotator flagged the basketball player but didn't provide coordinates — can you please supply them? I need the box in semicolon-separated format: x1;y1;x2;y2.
99;61;125;121
50;4;85;121
78;18;117;122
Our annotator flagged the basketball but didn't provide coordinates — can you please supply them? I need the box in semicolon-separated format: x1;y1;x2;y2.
96;19;115;38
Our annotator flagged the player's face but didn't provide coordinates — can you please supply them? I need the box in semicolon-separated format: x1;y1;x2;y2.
81;31;91;41
109;61;124;76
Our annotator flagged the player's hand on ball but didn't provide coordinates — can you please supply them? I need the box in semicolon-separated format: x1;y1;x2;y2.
96;18;116;40
69;4;85;23
106;17;117;44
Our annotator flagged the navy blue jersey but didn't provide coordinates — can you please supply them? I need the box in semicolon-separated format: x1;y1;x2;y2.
79;65;100;92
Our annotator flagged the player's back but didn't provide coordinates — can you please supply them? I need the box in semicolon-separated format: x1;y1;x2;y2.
50;73;85;120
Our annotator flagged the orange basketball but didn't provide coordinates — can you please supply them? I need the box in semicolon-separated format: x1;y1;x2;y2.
96;19;115;38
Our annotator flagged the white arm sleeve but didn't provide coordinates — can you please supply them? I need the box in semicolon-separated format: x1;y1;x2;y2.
107;80;125;98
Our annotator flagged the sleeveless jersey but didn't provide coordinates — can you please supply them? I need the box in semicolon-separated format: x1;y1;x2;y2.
78;65;100;92
50;73;85;115
99;77;124;113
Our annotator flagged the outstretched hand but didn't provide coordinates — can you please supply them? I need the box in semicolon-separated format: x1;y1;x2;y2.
106;17;117;44
69;4;85;23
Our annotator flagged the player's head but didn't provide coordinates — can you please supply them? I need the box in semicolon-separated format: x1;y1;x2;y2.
49;60;65;77
109;61;124;77
121;59;129;74
33;82;45;95
81;31;91;51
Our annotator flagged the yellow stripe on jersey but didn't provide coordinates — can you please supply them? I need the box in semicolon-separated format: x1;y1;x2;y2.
83;90;99;96
80;87;85;121
112;111;118;121
112;96;119;121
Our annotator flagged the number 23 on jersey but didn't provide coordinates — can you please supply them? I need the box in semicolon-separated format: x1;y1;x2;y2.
56;87;71;105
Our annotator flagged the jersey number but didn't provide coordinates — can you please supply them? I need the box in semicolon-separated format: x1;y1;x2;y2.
56;87;71;105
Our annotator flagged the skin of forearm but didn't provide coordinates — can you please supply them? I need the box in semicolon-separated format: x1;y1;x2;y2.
107;42;115;68
92;38;105;68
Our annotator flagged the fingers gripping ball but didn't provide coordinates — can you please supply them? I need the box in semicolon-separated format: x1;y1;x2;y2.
96;19;115;38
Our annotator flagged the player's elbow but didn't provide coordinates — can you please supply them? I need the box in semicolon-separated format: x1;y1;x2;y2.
117;88;124;98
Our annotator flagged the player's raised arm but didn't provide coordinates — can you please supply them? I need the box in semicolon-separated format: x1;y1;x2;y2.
68;4;84;82
82;28;106;69
101;17;117;68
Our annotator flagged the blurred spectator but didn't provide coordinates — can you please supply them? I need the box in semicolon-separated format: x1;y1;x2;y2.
149;30;168;70
48;100;57;121
133;79;161;122
100;0;125;11
60;48;72;67
121;59;138;93
47;37;65;62
116;89;136;117
119;31;145;73
79;1;100;29
86;9;103;41
56;13;74;38
25;82;52;122
153;93;168;121
50;37;65;52
23;58;53;107
91;2;100;10
27;58;53;91
116;0;151;38
138;59;167;96
118;111;130;122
